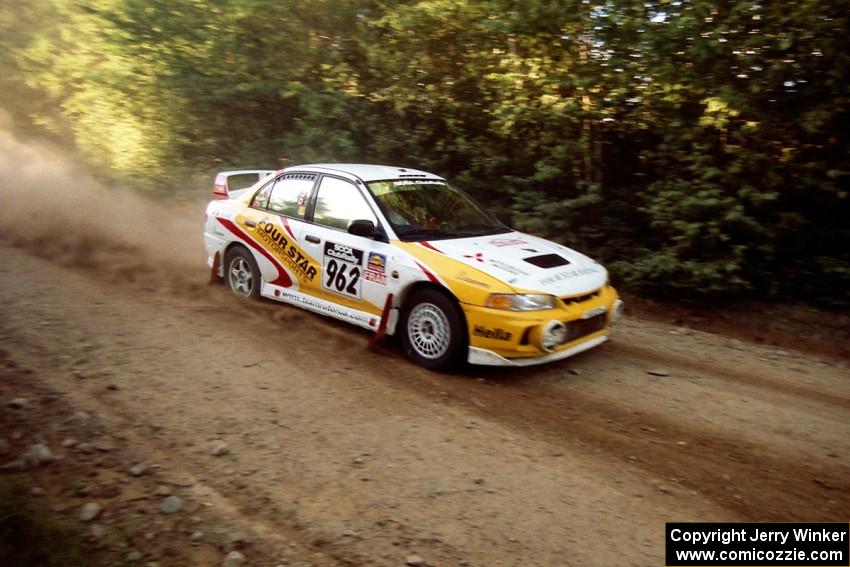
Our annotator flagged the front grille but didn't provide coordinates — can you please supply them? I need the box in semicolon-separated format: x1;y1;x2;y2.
564;313;606;343
561;288;601;306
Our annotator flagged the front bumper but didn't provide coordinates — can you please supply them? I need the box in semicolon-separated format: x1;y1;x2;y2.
461;287;622;366
468;335;609;366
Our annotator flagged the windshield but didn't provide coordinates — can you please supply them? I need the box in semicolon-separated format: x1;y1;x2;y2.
366;179;510;241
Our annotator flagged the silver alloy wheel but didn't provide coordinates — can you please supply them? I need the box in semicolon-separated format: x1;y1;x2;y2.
228;257;254;295
407;302;451;359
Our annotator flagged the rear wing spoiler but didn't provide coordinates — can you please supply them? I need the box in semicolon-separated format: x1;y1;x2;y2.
212;170;276;200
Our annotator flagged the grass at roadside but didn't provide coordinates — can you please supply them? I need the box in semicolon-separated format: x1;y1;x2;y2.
0;478;92;567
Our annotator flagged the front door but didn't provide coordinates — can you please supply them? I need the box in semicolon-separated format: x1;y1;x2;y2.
298;175;393;328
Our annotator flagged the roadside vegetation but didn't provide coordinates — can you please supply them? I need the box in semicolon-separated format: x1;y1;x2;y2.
0;479;92;567
1;0;847;305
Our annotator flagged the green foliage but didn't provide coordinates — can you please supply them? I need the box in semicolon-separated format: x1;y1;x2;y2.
1;0;848;304
0;480;92;567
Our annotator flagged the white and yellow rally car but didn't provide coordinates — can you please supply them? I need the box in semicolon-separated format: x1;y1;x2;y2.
205;164;623;370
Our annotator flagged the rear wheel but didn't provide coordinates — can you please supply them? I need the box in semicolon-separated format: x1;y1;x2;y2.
401;288;467;371
224;247;261;299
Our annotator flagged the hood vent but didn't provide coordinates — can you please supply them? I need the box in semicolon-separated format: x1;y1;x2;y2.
523;254;570;268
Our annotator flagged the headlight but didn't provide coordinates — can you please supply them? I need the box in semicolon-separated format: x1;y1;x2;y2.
486;293;556;311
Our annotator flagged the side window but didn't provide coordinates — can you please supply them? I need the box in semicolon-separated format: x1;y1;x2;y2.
251;179;274;209
266;174;315;218
313;177;377;231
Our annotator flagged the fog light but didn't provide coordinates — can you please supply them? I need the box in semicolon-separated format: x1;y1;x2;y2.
541;320;567;352
612;299;624;323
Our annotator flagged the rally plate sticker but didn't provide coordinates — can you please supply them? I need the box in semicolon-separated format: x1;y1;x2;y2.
323;241;364;299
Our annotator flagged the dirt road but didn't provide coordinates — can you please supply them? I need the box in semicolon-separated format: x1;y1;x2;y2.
1;129;849;566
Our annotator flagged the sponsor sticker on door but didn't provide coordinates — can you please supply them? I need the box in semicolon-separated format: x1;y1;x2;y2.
364;252;387;285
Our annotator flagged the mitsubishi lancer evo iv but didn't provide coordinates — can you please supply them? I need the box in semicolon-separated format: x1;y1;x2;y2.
204;164;624;370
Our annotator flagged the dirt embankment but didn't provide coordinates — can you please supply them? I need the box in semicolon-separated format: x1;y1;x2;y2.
1;123;848;566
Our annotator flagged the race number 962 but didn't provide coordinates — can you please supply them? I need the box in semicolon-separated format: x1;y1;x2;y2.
325;259;360;296
322;241;364;299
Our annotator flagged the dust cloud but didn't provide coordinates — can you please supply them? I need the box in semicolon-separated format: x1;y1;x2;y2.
0;108;358;347
0;109;206;279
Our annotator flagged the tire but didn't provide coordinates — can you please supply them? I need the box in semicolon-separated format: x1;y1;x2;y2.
400;288;467;371
224;246;261;299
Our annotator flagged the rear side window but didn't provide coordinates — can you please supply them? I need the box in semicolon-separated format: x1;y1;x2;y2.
251;179;274;209
259;174;316;218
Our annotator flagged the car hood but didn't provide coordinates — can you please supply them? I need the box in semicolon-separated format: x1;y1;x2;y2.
419;231;607;296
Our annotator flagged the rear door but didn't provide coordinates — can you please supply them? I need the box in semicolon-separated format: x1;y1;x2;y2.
236;173;321;293
298;175;394;324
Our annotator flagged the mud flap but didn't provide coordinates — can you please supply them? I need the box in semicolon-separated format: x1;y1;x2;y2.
370;293;394;345
209;251;221;284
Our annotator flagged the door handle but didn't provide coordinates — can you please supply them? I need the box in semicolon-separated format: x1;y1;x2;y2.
305;234;320;244
244;219;257;228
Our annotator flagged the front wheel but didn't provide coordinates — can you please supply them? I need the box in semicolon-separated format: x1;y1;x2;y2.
224;246;261;299
400;289;467;371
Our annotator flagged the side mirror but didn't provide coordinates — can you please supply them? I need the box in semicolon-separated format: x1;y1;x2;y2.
347;219;377;238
